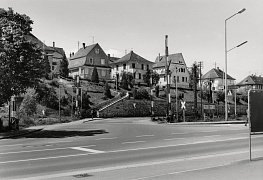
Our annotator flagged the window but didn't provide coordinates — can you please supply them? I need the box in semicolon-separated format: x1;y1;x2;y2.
95;48;100;54
52;62;57;65
101;59;105;65
116;65;119;71
90;58;93;64
186;77;188;82
133;72;136;79
101;70;106;77
123;64;126;70
81;68;84;74
132;63;135;68
177;76;180;83
141;64;144;70
52;66;55;71
182;77;185;82
85;68;89;74
139;73;141;79
147;65;149;70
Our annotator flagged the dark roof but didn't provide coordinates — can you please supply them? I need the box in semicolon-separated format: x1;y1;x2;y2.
70;43;97;60
111;51;153;65
25;33;47;49
153;53;186;68
237;75;263;86
109;57;120;63
46;46;66;56
202;68;235;80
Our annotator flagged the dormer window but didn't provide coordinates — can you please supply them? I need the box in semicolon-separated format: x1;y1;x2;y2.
95;49;100;54
90;58;93;64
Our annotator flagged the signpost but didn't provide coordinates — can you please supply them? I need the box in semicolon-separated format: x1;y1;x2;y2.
248;89;263;161
181;100;186;122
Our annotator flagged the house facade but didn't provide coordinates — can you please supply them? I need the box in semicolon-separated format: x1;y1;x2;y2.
236;75;263;93
68;43;111;81
153;53;190;88
201;67;235;91
110;51;154;84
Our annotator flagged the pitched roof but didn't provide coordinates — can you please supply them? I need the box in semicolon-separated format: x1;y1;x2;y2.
237;75;263;85
70;43;97;60
111;51;153;65
153;53;186;68
202;68;235;80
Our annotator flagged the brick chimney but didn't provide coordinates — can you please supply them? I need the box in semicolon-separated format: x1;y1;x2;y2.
53;42;55;47
83;43;85;49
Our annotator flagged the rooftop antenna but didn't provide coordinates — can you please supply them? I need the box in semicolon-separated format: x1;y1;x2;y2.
78;41;79;50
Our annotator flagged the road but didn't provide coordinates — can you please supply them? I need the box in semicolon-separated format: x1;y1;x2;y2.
0;117;262;180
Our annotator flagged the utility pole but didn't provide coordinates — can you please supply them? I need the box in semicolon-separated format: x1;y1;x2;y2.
198;61;203;117
150;72;154;117
165;35;172;121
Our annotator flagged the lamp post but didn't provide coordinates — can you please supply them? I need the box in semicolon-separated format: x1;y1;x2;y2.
224;8;246;121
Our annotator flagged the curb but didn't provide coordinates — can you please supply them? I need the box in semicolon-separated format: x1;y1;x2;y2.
0;128;43;139
163;120;247;125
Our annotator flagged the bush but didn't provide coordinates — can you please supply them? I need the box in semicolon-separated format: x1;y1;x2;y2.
134;88;150;100
19;89;37;117
49;80;60;88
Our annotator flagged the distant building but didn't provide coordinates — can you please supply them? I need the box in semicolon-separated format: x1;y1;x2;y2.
110;51;154;84
202;67;235;91
153;53;190;88
25;34;66;78
68;43;111;81
236;75;263;92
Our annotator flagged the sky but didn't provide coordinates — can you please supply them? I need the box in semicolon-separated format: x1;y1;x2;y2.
1;0;263;82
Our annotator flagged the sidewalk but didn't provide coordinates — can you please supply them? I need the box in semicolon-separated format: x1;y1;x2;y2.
0;128;43;139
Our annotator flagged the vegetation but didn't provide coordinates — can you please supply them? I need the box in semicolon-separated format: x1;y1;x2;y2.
91;66;99;83
59;54;69;78
134;87;150;100
143;70;160;86
189;63;199;115
120;72;134;90
0;8;48;106
104;81;112;99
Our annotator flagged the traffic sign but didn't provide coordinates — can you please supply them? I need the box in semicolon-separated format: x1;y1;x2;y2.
227;90;232;96
181;101;186;110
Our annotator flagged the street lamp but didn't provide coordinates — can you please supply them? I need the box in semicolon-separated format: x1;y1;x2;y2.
224;8;246;121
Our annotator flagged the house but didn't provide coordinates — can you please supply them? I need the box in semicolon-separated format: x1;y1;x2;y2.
25;34;66;78
68;43;111;81
201;67;235;91
153;53;190;88
236;75;263;93
110;51;154;84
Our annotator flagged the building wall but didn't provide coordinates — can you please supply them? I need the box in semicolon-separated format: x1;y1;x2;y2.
203;78;235;91
154;63;190;88
111;61;153;84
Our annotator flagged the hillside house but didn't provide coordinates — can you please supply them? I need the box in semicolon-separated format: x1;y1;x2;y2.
202;67;235;91
236;75;263;93
153;53;190;89
68;43;111;81
110;51;154;85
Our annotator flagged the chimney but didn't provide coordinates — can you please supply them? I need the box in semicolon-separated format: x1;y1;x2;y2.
53;42;55;47
70;53;71;57
83;43;85;49
108;54;110;62
72;52;74;56
159;53;161;62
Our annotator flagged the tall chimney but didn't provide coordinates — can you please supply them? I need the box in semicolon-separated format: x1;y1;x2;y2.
83;43;85;49
72;52;74;56
70;53;71;57
108;54;110;62
53;42;55;47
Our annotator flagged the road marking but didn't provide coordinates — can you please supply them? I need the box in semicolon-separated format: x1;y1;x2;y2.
122;141;146;144
0;144;25;147
136;135;154;138
164;138;185;141
70;147;104;154
0;145;96;155
171;132;188;135
18;148;263;180
95;137;117;140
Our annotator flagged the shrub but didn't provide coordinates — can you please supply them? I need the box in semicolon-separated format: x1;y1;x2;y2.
104;82;112;99
49;80;60;88
134;88;150;100
19;88;37;117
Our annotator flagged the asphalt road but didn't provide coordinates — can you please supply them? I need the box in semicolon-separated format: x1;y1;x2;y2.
0;117;262;180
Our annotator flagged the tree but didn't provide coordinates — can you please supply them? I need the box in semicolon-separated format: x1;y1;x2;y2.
143;70;160;86
59;55;69;78
91;66;99;83
120;72;134;90
104;81;112;99
0;8;46;105
189;63;199;114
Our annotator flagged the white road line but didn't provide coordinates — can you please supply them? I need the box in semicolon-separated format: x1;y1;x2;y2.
136;135;154;138
164;138;185;141
171;132;188;135
70;147;104;153
122;141;146;144
95;137;117;140
0;144;25;147
0;145;96;155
